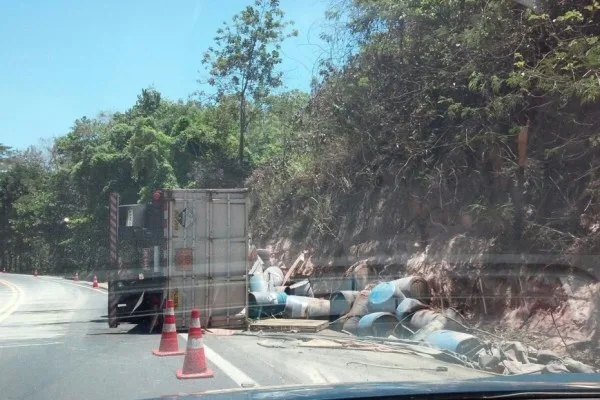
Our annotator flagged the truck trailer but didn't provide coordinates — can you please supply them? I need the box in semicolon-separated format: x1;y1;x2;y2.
107;189;248;330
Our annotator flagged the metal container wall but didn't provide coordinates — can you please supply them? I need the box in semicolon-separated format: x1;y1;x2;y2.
425;329;482;355
368;281;406;313
357;312;399;337
330;291;360;319
394;276;430;304
166;189;248;328
248;291;287;319
395;298;429;321
284;295;330;319
249;273;268;293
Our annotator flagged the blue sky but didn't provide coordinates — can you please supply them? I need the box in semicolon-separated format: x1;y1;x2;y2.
0;0;330;150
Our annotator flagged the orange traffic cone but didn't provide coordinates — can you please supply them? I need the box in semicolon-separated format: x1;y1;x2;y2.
176;308;213;379
74;272;79;282
92;275;99;288
152;299;184;356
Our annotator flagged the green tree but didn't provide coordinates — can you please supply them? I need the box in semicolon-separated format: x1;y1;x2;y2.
201;0;297;162
0;143;14;172
247;90;309;164
0;147;54;272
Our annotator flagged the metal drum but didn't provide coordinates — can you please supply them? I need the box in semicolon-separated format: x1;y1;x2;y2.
394;276;431;304
410;310;448;341
248;291;287;318
330;290;360;320
368;281;406;312
425;330;482;355
284;296;330;319
357;312;399;337
395;298;429;321
347;290;370;318
410;309;443;330
286;279;314;297
249;273;268;293
264;266;284;289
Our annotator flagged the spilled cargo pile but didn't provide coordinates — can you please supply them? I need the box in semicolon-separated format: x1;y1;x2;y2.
247;251;597;375
247;252;329;321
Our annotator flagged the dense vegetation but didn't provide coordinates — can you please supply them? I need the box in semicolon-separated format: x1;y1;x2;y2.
249;0;600;272
2;0;600;275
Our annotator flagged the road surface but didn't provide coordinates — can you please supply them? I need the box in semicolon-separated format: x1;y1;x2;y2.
0;273;488;400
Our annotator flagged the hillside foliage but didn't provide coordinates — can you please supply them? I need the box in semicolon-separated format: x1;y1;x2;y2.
248;0;600;270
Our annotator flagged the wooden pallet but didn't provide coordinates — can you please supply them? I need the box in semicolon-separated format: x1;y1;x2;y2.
249;318;328;333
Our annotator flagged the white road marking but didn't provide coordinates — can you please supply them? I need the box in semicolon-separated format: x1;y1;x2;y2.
0;341;63;349
179;333;259;388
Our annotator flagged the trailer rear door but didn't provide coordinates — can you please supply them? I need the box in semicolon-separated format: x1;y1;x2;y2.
167;189;247;328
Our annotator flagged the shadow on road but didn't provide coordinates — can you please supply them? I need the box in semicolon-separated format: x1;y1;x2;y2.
13;309;93;314
86;321;159;335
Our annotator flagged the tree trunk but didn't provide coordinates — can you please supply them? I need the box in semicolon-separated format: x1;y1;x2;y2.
239;94;246;163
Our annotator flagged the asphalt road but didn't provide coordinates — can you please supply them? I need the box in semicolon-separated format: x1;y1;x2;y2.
0;273;488;400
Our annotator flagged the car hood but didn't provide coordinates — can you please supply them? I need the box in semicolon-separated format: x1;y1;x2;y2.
158;373;600;399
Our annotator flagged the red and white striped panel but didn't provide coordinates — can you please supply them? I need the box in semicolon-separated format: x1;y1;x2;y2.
109;192;119;267
163;201;169;262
